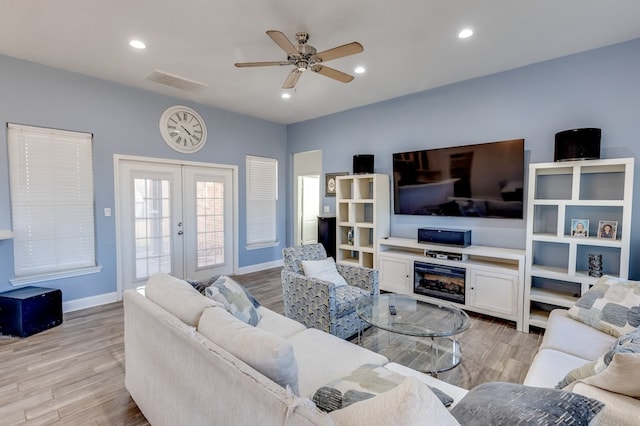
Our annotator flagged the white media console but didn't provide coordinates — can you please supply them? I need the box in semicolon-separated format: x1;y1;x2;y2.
377;237;526;331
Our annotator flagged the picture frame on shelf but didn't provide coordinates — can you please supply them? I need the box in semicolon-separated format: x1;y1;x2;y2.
597;220;618;239
325;172;348;196
571;219;589;237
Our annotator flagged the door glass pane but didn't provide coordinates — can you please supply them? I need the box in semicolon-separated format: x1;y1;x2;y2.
134;178;172;279
196;180;225;268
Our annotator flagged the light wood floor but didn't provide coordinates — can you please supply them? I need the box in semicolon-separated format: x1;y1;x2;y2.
0;268;543;424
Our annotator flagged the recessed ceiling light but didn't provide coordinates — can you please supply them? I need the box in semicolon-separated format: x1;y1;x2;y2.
129;40;146;49
458;28;473;39
281;92;291;99
354;66;366;74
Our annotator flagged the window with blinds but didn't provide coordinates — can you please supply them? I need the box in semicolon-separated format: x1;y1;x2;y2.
7;123;97;281
246;155;278;247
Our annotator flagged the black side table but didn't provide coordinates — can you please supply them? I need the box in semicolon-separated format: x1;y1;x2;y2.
318;215;336;259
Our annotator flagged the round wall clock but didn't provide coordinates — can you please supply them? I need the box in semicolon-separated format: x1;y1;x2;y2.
159;105;207;153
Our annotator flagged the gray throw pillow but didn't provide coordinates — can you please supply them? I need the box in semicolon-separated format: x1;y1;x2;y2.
186;275;221;294
567;275;640;337
312;363;453;412
205;276;262;326
450;382;604;425
188;274;261;308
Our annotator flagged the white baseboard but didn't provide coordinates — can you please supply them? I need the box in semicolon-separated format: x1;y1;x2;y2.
62;260;282;312
237;259;283;275
62;291;120;313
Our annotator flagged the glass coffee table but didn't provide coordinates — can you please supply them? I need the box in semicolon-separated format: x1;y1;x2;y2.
356;293;470;375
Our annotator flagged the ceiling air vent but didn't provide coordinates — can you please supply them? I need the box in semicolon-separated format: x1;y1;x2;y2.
146;70;208;93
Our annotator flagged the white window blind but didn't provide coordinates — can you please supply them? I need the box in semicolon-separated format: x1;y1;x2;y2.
7;123;96;278
246;155;277;247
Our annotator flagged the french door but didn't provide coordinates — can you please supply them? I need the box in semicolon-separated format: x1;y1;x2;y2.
117;158;234;292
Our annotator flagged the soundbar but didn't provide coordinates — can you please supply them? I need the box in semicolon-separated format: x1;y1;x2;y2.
418;228;471;247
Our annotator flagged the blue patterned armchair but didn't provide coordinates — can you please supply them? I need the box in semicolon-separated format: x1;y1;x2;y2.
281;243;379;339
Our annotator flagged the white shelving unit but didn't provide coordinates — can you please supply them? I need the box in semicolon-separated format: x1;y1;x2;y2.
335;174;390;269
524;158;634;331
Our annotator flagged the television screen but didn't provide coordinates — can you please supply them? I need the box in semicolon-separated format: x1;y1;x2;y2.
393;139;524;218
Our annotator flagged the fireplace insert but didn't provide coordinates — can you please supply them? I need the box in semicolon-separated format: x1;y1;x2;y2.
414;261;466;304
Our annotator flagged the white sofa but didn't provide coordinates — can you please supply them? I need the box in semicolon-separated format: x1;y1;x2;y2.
524;309;640;425
124;273;467;425
124;273;638;425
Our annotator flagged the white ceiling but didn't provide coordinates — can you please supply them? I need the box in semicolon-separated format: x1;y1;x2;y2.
2;1;640;125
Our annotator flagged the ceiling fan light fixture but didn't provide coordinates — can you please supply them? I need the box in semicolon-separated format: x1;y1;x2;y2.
235;30;363;89
354;66;366;74
281;92;291;99
458;28;473;39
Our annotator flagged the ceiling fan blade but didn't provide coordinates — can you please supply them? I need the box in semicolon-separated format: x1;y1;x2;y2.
235;61;290;67
314;42;363;62
283;69;303;89
311;65;354;83
266;30;299;56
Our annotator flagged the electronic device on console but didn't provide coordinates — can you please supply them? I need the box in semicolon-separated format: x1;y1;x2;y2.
424;250;465;261
418;228;471;247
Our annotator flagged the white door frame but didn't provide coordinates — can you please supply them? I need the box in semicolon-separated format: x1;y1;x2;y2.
297;174;320;245
292;150;322;246
113;154;238;298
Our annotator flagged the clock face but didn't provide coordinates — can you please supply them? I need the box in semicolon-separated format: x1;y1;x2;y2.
160;106;207;153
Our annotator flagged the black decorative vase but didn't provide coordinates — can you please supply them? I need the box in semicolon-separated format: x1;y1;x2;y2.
588;253;603;278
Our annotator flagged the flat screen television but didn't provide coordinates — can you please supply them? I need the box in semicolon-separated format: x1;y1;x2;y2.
393;139;524;218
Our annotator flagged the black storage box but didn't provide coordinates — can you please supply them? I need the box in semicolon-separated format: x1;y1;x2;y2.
0;286;62;337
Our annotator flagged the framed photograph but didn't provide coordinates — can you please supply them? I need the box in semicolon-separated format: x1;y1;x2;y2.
325;172;348;196
571;219;589;237
597;220;618;239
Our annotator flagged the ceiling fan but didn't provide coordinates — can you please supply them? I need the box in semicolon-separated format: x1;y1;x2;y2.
234;30;364;89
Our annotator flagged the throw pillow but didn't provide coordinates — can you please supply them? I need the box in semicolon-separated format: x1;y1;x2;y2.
556;327;640;389
328;376;460;426
301;257;348;287
450;382;604;425
205;276;262;326
145;273;223;326
188;274;261;308
567;275;640;337
197;307;299;395
312;363;453;412
186;274;220;294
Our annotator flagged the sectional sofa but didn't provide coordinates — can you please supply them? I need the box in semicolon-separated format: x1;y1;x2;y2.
523;282;640;424
123;273;638;425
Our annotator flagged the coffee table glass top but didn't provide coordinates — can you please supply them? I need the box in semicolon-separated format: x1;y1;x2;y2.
356;293;470;338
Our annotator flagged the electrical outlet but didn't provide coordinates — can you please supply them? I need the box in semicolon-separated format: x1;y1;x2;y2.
323;205;330;213
104;208;112;217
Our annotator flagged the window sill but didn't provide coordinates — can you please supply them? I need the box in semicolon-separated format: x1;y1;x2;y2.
245;241;279;251
10;265;103;286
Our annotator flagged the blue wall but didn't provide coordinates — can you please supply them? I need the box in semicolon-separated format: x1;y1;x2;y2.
287;38;640;278
1;38;639;307
0;54;288;304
